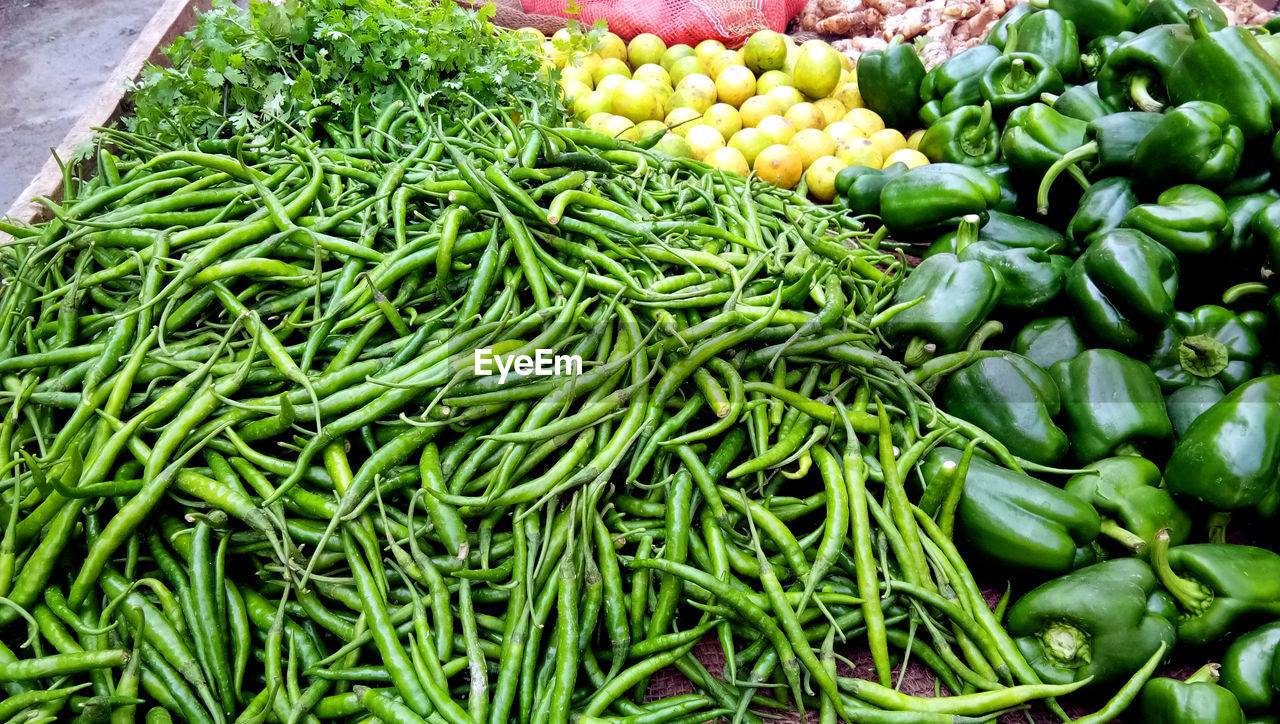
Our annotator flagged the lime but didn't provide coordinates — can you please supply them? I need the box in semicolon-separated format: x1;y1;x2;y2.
815;98;846;126
592;57;631;85
685;124;726;160
661;44;697;71
833;82;864;110
669;55;707;88
695;39;727;65
835;136;882;168
664;106;704;135
601;114;639;142
754;144;803;188
884;148;930;168
628;33;667;68
597;32;628;61
655;133;693;158
611;79;663;124
632;63;671;88
785;101;825;131
743;30;788;74
707;146;751;176
728;127;771;165
805;155;848;202
869;128;907;159
793;40;842;99
702;103;743;140
739;95;778;128
844;107;885;136
635;119;668;140
707;49;743;79
715;65;757;108
574;90;612;121
765;85;804;112
755;69;792;96
788;128;835;168
665;88;713;115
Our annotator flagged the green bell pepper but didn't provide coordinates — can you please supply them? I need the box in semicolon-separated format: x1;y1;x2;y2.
919;45;1002;122
1136;0;1228;30
1151;532;1280;646
940;352;1069;465
918;102;1000;166
1045;0;1147;41
1009;8;1082;81
981;163;1021;214
1139;664;1246;724
1038;111;1164;212
1167;16;1280;142
986;2;1037;49
1132;102;1245;191
1223;160;1273;198
980;45;1066;111
1147;305;1263;392
856;36;926;130
1001;102;1089;175
924;211;1070;311
835;162;908;217
1014;316;1087;369
878;164;1002;239
1220;622;1280;714
1252;199;1280;268
1050;349;1173;463
1122;184;1233;256
933;209;1068;253
1006;558;1177;686
1065;456;1192;548
1082;31;1136;76
1166;378;1225;438
1165;375;1280;515
1067;176;1139;248
1043;82;1118;121
882;249;1003;361
1065;229;1180;350
1097;24;1195;112
921;446;1100;573
1225;190;1279;258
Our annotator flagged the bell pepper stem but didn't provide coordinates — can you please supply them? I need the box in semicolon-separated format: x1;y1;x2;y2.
1040;622;1091;668
965;102;994;147
1039;92;1060;105
1037;142;1100;214
1187;10;1209;40
1222;282;1270;304
954;213;981;254
1150;528;1214;613
1004;26;1020;56
1128;73;1166;114
1184;663;1221;685
1099;519;1147;554
1008;57;1029;87
1206;511;1231;544
1179;334;1230;378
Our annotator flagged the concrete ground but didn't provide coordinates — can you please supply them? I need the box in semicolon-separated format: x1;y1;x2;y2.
0;0;163;212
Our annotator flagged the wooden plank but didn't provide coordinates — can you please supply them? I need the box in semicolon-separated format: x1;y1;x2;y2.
1;0;211;232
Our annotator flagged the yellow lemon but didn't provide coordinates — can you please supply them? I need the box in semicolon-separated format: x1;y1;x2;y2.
676;73;717;103
884;148;930;168
669;55;707;88
754;144;804;188
703;103;743;140
601;114;639;142
632;63;671;88
514;27;545;44
597;32;628;61
833;82;863;110
906;129;926;150
755;114;796;145
844;107;885;136
869;128;908;159
706;146;751;176
635;119;668;140
585;112;614;133
824;120;860;143
788;128;836;168
551;28;572;46
835;136;882;168
707;49;743;79
765;85;804;112
728;127;772;165
815;98;846;126
661;44;697;71
664;106;704;135
592;57;631;85
561;64;595;89
785;102;826;131
805;155;848;202
793;40;842;99
665;88;712;115
685;124;726;160
715;65;757;108
574;91;612;120
755;69;792;96
739;95;779;128
743;30;788;74
611;79;663;123
560;80;591;106
655;132;693;158
542;40;568;69
695;39;727;65
837;52;852;72
628;33;667;69
596;74;628;98
566;51;602;77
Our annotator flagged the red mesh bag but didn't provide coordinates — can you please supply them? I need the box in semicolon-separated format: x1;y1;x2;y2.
518;0;806;46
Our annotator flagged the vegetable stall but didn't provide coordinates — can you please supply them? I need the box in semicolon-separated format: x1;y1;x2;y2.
1;0;1279;722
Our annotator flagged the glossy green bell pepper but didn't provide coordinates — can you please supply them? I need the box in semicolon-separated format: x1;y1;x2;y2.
1225;190;1279;258
986;2;1037;49
1252;198;1280;268
919;45;1002;122
1044;82;1118;121
1068;176;1139;248
1167;16;1280;142
940;352;1069;465
1014;316;1087;369
980;50;1066;111
1097;24;1195;112
1050;348;1173;463
1165;375;1280;515
926;210;1069;310
1045;0;1147;41
1139;665;1246;724
1132;102;1245;191
918;102;1000;166
1166;378;1225;438
1065;456;1192;548
1081;31;1136;77
933;209;1068;253
1007;558;1177;686
1122;184;1233;256
1065;229;1180;350
921;446;1100;573
1147;305;1263;392
1001;102;1089;175
882;247;1002;360
1136;0;1228;31
1009;8;1082;80
1220;621;1280;714
1151;532;1280;646
856;36;926;130
1038;111;1163;212
980;163;1021;213
878;164;1002;239
835;161;908;217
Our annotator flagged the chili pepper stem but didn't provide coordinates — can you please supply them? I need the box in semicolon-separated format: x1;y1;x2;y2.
1221;282;1270;304
1037;142;1099;214
1151;528;1214;612
1098;519;1147;554
1184;662;1221;684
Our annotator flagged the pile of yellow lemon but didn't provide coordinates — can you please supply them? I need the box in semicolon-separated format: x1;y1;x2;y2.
521;27;930;201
